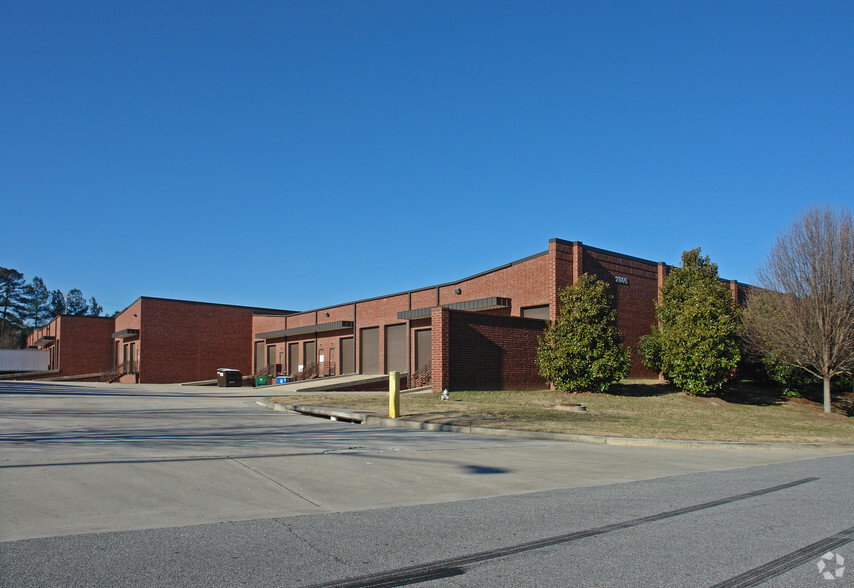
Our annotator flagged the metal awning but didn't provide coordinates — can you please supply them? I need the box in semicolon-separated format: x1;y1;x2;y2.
112;329;140;340
34;336;56;348
255;320;355;340
397;297;512;320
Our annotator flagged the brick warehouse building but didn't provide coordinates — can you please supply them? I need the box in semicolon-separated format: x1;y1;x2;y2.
25;298;293;383
22;239;747;389
252;238;748;392
26;315;116;379
108;297;293;383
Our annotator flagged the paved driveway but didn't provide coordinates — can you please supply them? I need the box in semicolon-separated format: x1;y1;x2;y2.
1;380;851;542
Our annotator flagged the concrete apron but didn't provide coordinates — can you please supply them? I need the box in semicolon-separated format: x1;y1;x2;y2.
3;382;852;542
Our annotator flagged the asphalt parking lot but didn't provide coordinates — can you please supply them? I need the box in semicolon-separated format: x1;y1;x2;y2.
2;381;852;586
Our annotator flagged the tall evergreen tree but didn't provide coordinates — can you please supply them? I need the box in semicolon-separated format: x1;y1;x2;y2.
48;289;66;317
88;297;103;317
65;289;89;316
536;273;631;392
0;267;27;336
25;276;51;327
640;248;741;395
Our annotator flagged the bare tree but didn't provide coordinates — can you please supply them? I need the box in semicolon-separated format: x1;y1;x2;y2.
743;205;854;413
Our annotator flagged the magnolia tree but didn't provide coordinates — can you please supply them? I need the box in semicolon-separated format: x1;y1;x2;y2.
640;248;741;395
536;273;630;392
743;205;854;413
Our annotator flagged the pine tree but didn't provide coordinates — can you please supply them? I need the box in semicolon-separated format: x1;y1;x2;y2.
25;276;51;327
88;297;103;317
65;289;89;316
0;267;27;337
48;290;66;318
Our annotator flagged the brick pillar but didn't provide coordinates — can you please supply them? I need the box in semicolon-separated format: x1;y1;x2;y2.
548;240;559;323
730;279;738;301
431;307;450;393
572;241;583;284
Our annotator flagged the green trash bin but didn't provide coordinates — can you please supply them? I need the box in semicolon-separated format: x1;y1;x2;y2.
255;376;269;387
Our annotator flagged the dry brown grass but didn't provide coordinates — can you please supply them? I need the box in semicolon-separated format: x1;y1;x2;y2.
266;381;854;443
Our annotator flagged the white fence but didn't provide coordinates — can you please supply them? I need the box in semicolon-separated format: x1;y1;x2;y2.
0;349;50;372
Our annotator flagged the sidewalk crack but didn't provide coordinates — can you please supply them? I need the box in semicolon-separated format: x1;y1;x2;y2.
228;457;325;508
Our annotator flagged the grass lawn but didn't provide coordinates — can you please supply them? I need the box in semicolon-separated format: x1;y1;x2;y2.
266;380;854;443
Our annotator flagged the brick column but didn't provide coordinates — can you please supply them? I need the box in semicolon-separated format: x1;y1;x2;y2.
431;307;450;393
572;241;583;284
548;240;559;323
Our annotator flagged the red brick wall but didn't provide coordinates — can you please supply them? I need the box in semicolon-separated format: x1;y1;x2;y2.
580;248;660;378
26;316;114;377
433;307;546;392
59;316;115;376
138;299;258;383
435;252;552;313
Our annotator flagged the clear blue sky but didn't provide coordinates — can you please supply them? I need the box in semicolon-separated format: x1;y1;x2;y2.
3;1;852;316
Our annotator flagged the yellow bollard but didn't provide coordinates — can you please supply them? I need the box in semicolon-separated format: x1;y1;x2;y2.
389;371;400;418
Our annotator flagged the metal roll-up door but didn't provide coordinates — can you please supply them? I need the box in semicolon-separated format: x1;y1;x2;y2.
304;341;316;370
385;324;407;374
254;341;265;374
360;327;379;375
288;343;299;376
340;337;355;374
415;329;432;372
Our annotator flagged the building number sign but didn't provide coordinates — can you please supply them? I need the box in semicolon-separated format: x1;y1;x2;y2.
615;276;629;285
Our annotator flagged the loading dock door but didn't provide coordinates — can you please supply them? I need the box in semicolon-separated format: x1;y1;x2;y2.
304;341;316;370
385;324;407;374
288;343;299;376
415;329;432;372
360;327;379;374
254;341;264;374
340;337;355;374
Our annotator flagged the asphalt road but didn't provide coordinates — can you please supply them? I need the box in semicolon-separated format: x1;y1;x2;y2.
1;380;852;586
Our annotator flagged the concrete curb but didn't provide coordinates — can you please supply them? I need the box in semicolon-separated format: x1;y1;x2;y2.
255;400;854;451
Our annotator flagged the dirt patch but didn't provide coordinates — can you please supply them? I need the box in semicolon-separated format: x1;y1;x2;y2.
786;397;823;407
684;394;729;407
810;412;850;421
